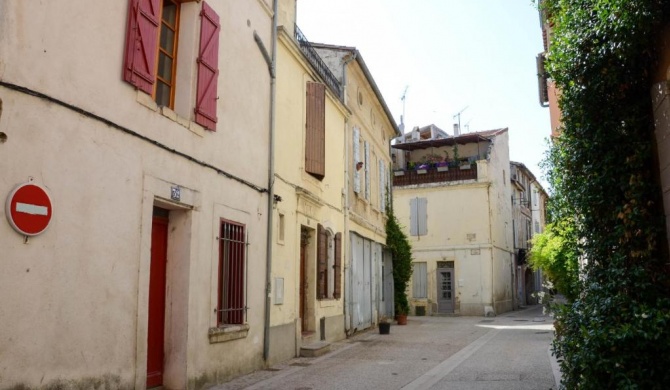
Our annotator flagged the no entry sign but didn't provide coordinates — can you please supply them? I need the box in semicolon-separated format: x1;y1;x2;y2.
5;182;53;236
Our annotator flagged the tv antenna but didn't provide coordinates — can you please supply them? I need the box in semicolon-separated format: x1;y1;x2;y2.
400;86;409;132
453;106;469;133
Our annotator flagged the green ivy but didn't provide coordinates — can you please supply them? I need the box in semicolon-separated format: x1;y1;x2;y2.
386;199;413;316
541;0;670;387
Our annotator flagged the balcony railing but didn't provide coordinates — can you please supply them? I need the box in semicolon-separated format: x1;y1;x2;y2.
294;24;343;100
393;164;478;186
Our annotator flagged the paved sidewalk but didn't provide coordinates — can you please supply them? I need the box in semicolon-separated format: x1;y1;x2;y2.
210;305;559;390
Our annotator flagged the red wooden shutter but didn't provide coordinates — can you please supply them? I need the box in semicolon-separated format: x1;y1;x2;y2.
317;224;327;299
305;82;326;179
333;232;342;299
195;1;220;131
123;0;160;95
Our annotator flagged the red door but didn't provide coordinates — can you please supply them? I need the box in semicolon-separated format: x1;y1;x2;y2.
147;207;168;388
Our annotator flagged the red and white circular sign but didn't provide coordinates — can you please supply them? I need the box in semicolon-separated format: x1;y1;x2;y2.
5;182;53;236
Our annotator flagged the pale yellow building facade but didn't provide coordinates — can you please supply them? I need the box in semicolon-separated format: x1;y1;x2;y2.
392;129;515;316
268;0;398;364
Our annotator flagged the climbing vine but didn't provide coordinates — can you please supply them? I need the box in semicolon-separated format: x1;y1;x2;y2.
541;0;670;387
386;197;413;316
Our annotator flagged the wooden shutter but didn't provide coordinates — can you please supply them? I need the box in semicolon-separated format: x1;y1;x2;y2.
353;127;360;193
195;1;220;131
305;82;326;179
317;224;327;299
123;0;160;94
333;232;342;299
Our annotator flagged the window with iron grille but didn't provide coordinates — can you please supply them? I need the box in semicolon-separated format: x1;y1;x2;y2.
218;219;247;325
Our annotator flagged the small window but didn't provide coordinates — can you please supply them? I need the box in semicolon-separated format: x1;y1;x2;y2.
218;220;247;326
278;213;285;243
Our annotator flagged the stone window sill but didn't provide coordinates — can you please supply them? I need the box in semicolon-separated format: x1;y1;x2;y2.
208;323;250;344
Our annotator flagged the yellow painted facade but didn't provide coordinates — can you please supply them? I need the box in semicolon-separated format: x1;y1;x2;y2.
393;129;515;316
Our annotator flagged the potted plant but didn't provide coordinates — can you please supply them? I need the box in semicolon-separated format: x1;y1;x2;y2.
379;316;391;334
395;299;409;325
436;161;449;172
416;163;429;174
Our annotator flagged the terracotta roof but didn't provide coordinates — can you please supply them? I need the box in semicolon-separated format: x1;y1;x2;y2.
392;128;508;151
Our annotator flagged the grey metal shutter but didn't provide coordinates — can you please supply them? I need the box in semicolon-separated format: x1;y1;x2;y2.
412;262;427;298
409;197;427;236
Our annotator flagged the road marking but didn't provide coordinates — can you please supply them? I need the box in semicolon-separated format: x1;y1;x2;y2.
16;202;49;215
402;328;501;390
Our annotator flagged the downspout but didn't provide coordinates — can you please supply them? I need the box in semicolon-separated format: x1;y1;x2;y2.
487;182;495;315
342;52;356;334
261;0;278;362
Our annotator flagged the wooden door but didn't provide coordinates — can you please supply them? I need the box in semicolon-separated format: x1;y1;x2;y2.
147;207;168;388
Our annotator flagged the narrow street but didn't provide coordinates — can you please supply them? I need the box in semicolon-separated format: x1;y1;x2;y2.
212;305;559;390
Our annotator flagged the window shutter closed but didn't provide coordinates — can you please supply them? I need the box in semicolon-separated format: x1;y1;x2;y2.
412;263;427;298
317;224;327;299
195;1;220;131
333;232;342;299
364;141;370;200
305;82;326;179
123;0;160;94
353;127;360;193
410;197;428;236
379;159;386;212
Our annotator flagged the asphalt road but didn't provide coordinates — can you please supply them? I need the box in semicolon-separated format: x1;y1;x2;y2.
211;305;559;390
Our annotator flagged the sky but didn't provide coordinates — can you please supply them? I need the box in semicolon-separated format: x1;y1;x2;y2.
297;0;551;188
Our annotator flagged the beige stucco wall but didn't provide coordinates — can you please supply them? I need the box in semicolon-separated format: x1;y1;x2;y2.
394;131;514;316
268;28;348;364
0;1;272;389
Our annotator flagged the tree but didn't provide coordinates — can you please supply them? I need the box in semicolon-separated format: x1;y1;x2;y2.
528;217;579;301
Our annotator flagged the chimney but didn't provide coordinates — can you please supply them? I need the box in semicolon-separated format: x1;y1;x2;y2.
453;123;460;136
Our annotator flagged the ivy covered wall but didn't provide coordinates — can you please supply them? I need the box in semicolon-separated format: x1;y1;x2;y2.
541;0;670;387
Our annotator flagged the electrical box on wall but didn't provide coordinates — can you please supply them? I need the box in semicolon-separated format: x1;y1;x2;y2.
274;277;284;305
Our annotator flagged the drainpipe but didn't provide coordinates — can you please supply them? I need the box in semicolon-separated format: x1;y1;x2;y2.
262;0;278;363
341;52;356;334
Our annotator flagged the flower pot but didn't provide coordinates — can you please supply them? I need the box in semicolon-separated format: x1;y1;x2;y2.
379;322;391;334
417;169;427;174
437;166;449;172
459;164;471;170
396;314;408;325
394;170;405;176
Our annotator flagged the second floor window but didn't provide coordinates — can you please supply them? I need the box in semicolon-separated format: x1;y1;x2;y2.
155;0;179;108
305;82;326;180
123;0;220;130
